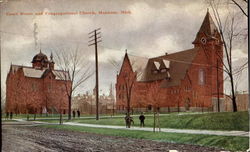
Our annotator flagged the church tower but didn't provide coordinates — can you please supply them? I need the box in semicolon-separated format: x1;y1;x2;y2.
193;10;224;109
31;50;49;69
192;9;222;48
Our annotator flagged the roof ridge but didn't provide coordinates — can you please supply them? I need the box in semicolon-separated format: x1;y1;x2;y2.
127;53;148;59
149;48;197;60
11;64;33;69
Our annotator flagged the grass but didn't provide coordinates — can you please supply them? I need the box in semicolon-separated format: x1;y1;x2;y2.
39;124;249;151
38;111;249;131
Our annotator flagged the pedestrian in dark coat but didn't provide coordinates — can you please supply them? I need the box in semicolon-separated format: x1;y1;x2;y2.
6;112;9;120
73;110;76;118
139;112;145;127
10;112;13;120
77;110;80;118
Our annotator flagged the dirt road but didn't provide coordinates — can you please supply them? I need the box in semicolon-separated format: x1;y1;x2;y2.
2;124;224;152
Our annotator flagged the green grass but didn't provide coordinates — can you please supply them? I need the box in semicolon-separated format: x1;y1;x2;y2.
39;124;249;151
39;111;249;131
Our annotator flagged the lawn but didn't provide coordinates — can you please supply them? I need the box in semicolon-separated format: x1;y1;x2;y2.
40;111;249;131
39;124;249;151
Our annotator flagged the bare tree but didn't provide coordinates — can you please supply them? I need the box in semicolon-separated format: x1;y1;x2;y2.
208;0;248;112
108;58;121;73
229;0;248;17
55;47;94;120
122;71;137;128
147;81;162;132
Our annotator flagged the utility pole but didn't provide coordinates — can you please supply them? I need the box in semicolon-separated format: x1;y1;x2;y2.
88;28;101;120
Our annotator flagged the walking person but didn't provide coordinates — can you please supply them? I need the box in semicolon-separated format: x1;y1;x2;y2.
72;110;76;118
139;112;145;127
5;112;9;120
124;113;129;128
77;110;80;118
10;112;13;120
125;113;134;128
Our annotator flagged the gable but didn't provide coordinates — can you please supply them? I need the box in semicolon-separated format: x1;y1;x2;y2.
9;65;70;80
118;53;148;81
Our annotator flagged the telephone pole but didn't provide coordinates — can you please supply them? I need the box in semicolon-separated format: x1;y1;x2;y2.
88;28;101;120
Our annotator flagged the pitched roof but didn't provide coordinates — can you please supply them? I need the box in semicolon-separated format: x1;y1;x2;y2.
126;48;199;88
127;54;148;81
193;11;219;44
160;48;198;87
9;65;70;80
198;11;218;36
23;67;46;78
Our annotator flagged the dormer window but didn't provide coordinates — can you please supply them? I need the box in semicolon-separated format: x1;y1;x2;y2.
163;59;170;69
160;68;167;73
167;71;170;78
153;61;160;70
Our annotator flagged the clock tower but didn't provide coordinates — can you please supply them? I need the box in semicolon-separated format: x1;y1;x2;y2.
193;10;224;109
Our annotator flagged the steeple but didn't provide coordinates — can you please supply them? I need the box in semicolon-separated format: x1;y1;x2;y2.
109;83;113;97
198;10;218;36
49;52;55;70
50;52;54;61
193;10;220;46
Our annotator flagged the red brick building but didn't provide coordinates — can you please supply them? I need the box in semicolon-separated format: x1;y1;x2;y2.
5;50;71;114
116;11;224;112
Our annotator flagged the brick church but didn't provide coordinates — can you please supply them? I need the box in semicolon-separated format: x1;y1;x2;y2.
116;11;224;112
5;50;72;114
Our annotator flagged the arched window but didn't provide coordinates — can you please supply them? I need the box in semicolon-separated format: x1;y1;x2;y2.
198;69;205;85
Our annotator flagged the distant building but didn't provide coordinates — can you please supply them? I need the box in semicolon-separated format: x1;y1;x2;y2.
5;50;72;114
116;11;224;113
72;84;115;114
223;93;248;112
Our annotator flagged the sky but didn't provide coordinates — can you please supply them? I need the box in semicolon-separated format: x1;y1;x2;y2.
0;0;248;96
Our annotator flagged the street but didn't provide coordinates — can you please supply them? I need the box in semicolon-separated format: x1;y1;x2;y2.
2;122;224;152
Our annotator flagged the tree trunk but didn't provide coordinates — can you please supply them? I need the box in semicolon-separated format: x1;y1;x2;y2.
68;95;72;120
127;98;131;128
59;113;63;125
157;111;160;132
153;112;156;132
230;74;237;112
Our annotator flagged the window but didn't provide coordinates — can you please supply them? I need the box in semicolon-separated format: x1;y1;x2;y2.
32;83;37;91
198;69;205;85
160;68;167;73
48;84;52;91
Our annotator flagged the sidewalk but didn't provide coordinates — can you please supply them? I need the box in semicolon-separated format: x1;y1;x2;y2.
5;119;249;137
63;122;249;137
19;112;208;120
